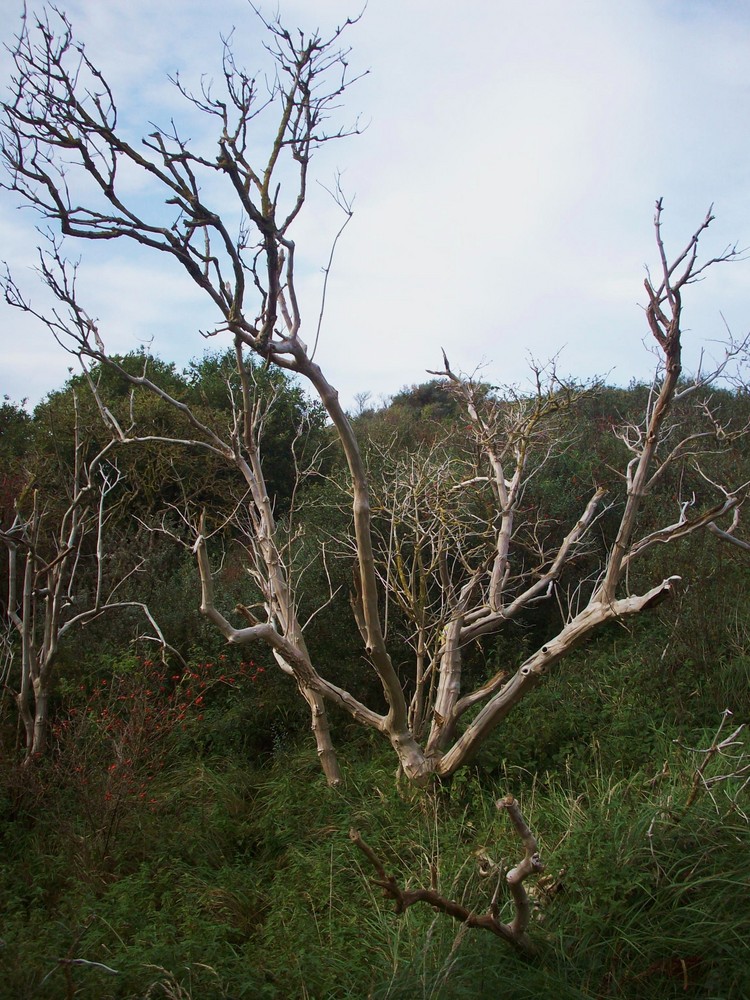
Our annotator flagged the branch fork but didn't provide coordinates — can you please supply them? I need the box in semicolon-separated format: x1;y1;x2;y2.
350;794;544;955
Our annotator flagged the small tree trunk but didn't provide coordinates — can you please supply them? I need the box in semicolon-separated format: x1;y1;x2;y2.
19;678;49;764
301;684;342;786
426;617;463;757
16;687;34;756
30;684;49;758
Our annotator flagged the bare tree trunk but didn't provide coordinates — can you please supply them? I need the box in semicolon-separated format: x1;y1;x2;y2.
15;683;34;756
30;682;49;758
2;9;748;788
301;685;342;786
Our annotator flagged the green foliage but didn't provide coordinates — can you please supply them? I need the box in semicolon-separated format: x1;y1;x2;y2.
2;368;750;997
0;397;32;528
2;719;749;998
22;348;324;529
0;396;32;453
353;379;465;451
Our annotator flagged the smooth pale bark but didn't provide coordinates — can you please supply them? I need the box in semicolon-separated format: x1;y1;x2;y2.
30;684;49;758
3;11;746;788
437;576;681;777
299;356;409;724
498;795;545;946
707;520;750;553
300;685;342;787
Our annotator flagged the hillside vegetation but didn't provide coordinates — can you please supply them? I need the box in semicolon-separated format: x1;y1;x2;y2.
2;366;749;998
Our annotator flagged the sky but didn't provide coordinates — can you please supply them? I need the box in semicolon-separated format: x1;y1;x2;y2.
1;0;750;410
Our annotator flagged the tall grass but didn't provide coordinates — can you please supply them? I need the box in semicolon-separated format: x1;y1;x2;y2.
2;612;749;1000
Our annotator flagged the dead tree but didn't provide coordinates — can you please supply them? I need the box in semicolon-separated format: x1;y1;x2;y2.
0;395;173;761
1;8;748;784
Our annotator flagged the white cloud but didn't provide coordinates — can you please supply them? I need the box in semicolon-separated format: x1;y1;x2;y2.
1;0;749;408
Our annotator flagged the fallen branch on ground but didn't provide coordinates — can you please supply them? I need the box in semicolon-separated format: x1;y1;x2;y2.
350;794;543;955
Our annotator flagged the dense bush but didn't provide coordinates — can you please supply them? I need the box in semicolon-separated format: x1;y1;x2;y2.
2;374;749;997
2;714;748;998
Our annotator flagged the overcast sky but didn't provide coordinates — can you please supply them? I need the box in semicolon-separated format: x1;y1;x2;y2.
2;0;750;409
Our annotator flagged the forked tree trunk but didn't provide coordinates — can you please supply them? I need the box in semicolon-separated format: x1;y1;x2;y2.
2;8;747;791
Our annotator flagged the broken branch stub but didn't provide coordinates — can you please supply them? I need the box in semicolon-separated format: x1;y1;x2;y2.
349;793;544;954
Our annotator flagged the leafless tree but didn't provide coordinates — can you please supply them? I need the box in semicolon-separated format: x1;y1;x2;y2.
1;7;748;789
0;394;174;761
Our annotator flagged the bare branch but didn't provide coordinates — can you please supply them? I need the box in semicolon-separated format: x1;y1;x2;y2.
350;793;543;955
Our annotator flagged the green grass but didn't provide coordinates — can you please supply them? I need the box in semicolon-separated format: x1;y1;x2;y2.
2;713;749;999
3;600;750;999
